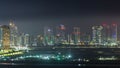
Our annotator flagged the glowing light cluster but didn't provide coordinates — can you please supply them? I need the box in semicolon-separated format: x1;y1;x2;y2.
73;58;89;62
0;49;13;54
11;54;72;61
0;51;23;57
98;56;117;60
0;49;24;57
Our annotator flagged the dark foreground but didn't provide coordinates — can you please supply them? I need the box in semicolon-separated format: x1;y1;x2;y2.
1;48;120;68
0;64;120;68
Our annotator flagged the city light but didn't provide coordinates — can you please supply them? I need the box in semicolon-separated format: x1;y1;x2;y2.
98;56;117;61
0;22;119;53
0;0;120;67
1;54;73;62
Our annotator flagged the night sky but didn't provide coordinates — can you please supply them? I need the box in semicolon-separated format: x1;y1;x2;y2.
0;0;120;35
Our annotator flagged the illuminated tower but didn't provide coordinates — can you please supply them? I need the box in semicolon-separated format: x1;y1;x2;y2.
80;33;91;45
29;35;34;46
67;34;74;45
17;33;24;46
55;24;66;44
117;24;120;44
9;20;18;47
73;27;80;45
0;27;2;48
24;34;30;46
92;26;97;43
102;23;118;45
92;26;103;45
36;34;44;46
111;23;117;45
1;25;10;49
102;24;108;45
97;26;103;45
44;26;54;45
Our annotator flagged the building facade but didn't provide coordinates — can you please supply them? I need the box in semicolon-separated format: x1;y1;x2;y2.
1;25;10;49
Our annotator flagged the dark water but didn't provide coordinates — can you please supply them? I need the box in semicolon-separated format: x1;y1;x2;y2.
0;63;120;68
1;48;120;68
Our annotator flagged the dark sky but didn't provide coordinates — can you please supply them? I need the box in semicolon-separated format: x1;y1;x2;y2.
0;0;120;35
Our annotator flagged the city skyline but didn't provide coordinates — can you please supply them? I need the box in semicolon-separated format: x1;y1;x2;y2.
1;0;120;67
0;22;119;48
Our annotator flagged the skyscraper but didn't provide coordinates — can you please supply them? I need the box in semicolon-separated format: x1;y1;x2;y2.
111;24;117;45
117;24;120;45
102;23;118;46
1;25;10;49
73;27;80;45
92;26;103;45
17;33;24;46
0;27;2;48
44;26;54;45
36;34;44;46
55;24;66;44
24;34;30;47
80;32;91;45
102;24;109;45
9;21;18;47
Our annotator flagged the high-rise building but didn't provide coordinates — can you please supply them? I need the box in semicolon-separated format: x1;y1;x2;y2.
92;26;103;45
36;35;44;46
102;24;109;45
0;27;2;48
0;25;10;49
9;21;18;47
111;24;117;45
24;34;30;46
73;27;80;45
55;24;66;44
80;33;91;45
67;34;74;45
117;24;120;44
29;35;34;46
17;33;24;46
102;24;118;45
44;26;54;45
